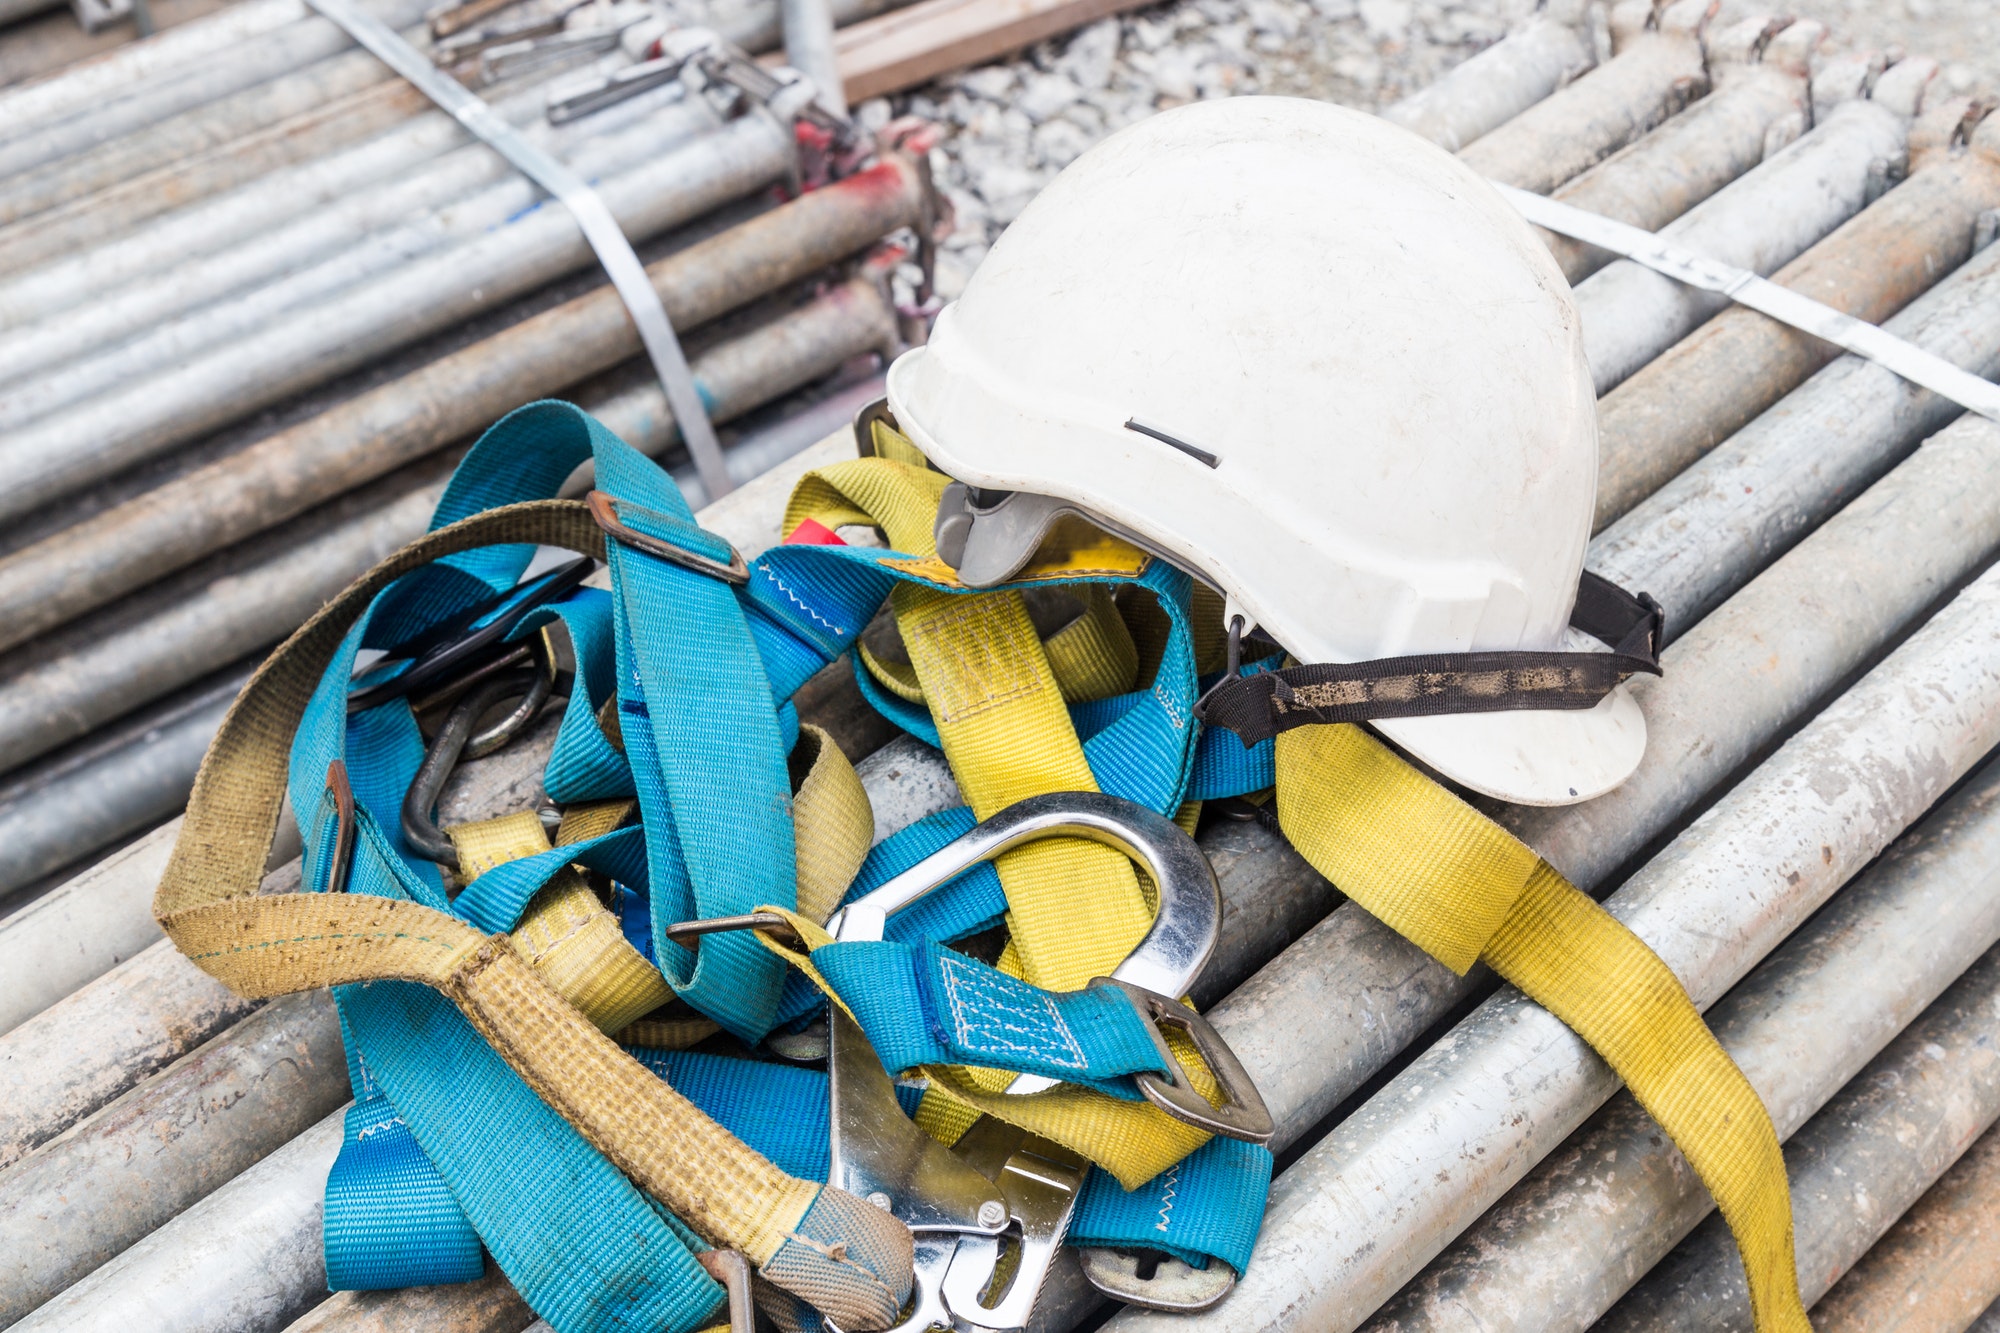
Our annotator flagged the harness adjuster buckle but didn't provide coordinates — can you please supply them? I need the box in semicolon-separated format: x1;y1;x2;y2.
1094;977;1276;1146
588;490;749;585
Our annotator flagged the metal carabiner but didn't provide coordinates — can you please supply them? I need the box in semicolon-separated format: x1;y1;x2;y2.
399;635;558;870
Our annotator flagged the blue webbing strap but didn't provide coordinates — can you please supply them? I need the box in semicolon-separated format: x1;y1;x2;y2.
296;617;724;1329
621;1040;1272;1276
812;939;1175;1095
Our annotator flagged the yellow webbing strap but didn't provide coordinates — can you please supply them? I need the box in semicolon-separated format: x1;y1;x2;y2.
1275;726;1809;1333
780;453;1217;1187
150;502;854;1279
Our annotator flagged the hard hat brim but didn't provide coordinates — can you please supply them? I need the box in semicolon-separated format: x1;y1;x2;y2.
1374;683;1648;807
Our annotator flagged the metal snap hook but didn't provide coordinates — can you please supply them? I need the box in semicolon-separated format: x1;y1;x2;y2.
400;636;558;870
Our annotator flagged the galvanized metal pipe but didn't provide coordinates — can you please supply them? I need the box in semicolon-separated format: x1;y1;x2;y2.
9;1106;346;1333
1535;17;1813;285
1811;1118;2000;1332
0;275;898;778
0;0;302;135
0;485;439;773
1592;104;2000;530
0;109;795;524
0;0;432;182
0;64;592;321
1455;0;1711;194
0;155;932;653
1596;943;2000;1333
1379;11;1595;153
782;0;844;115
1590;236;2000;636
283;1269;533;1333
0;89;711;417
1360;709;2000;1331
1576;68;1925;396
0;990;351;1327
1112;559;2000;1333
0;667;246;900
0;80;430;282
0;44;393;230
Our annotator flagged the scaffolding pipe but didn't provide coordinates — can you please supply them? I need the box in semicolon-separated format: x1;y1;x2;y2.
0;88;711;418
0;45;395;230
0;668;246;900
282;1269;533;1333
0;63;591;328
1111;558;2000;1333
1590;237;2000;635
782;0;844;115
0;486;439;774
1360;723;2000;1331
1379;10;1594;152
0;0;302;134
1534;17;1813;285
1576;70;1926;396
0;991;350;1327
1810;1117;2000;1332
1455;0;1711;194
0;155;933;653
0;0;433;182
1592;103;2000;529
1598;944;2000;1332
0;274;899;775
8;1108;347;1333
0;80;430;282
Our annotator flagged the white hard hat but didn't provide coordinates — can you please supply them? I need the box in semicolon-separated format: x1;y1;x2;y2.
887;97;1654;806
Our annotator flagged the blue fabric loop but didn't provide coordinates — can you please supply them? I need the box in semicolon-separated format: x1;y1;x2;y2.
810;940;1165;1099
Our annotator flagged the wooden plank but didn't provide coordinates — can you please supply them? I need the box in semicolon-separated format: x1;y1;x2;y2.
832;0;1147;102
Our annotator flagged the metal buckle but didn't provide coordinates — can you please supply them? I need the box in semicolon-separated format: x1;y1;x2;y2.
694;1249;755;1332
851;396;898;458
347;555;592;715
1076;1247;1235;1312
400;636;559;870
323;760;357;896
587;490;750;585
1092;977;1274;1146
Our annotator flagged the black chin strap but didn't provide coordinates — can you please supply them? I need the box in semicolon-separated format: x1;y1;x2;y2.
1193;571;1665;747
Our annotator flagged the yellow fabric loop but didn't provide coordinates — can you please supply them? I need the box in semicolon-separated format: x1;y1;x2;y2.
1483;868;1809;1333
446;808;674;1037
790;724;875;926
783;456;950;554
1275;725;1809;1333
895;583;1155;991
1275;725;1539;975
1040;585;1139;704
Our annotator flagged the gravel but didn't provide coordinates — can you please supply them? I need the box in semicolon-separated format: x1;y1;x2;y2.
850;0;2000;304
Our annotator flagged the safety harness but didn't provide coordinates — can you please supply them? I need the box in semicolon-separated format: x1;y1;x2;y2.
155;396;1807;1333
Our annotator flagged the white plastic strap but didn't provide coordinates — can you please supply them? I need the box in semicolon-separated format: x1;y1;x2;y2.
306;0;738;497
1497;182;2000;423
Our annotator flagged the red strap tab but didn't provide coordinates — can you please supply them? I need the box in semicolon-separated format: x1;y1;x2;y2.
785;518;847;547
